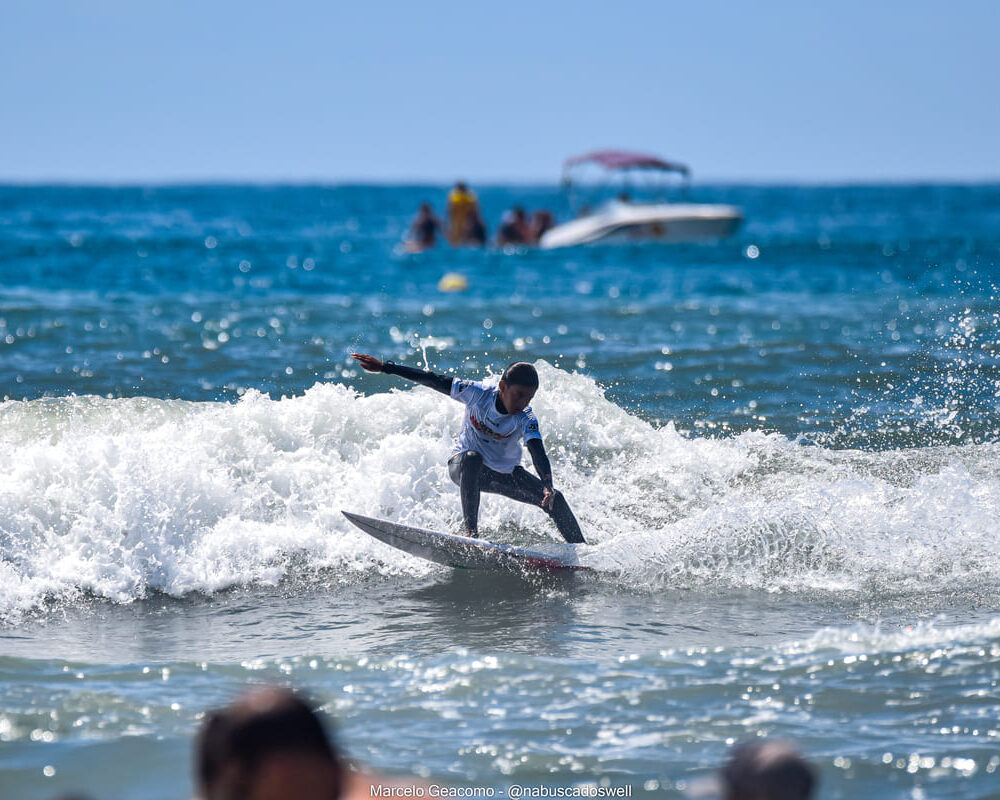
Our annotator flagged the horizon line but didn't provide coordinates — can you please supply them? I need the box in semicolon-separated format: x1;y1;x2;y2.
2;176;999;189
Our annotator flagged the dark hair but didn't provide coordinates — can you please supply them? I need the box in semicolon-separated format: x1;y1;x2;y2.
196;687;341;798
722;741;816;800
501;362;538;389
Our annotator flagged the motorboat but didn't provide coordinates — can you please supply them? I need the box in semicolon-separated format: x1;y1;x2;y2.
539;150;743;249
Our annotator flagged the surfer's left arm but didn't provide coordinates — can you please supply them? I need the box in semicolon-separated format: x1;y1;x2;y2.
525;438;556;509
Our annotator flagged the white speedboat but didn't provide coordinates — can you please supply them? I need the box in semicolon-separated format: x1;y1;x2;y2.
539;150;743;250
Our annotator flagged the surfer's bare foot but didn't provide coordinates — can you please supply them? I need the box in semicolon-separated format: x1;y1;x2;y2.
463;528;479;538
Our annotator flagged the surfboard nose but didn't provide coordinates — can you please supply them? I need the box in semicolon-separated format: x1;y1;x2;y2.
341;510;381;535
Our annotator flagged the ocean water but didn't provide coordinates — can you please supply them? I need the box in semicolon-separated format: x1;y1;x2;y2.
1;183;1000;799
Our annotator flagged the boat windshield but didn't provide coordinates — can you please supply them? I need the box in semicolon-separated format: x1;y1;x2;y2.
561;151;691;217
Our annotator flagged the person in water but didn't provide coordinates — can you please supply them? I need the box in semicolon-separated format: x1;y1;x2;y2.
407;202;443;250
351;353;585;544
464;206;488;246
195;687;344;800
195;686;422;800
496;206;531;246
529;209;555;244
721;740;817;800
446;181;485;246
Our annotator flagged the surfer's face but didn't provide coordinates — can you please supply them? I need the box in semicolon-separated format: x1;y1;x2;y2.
498;381;536;414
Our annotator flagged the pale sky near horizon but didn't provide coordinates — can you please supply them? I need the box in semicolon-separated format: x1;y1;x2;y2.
2;0;998;183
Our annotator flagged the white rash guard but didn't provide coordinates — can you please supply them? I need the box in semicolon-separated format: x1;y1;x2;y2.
449;379;542;473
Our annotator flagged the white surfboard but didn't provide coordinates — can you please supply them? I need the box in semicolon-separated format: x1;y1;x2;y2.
342;511;591;572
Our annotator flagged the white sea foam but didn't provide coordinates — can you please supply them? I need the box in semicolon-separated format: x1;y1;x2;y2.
794;615;1000;655
2;363;999;619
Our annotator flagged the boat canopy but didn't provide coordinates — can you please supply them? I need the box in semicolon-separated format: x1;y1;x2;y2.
562;150;690;178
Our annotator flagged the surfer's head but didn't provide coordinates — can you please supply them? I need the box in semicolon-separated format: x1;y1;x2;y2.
498;362;538;414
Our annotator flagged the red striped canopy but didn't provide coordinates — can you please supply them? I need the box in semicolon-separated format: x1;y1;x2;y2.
563;150;690;175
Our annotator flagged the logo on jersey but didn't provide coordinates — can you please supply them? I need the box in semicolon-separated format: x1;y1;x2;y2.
469;414;512;441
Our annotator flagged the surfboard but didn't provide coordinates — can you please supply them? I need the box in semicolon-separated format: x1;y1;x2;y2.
342;511;591;572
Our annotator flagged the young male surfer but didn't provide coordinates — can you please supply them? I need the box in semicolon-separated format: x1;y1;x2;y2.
351;353;586;544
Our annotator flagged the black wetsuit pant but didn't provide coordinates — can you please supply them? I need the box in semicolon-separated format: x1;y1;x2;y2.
447;450;585;544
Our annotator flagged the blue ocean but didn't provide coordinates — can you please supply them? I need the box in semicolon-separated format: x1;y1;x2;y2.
2;183;1000;799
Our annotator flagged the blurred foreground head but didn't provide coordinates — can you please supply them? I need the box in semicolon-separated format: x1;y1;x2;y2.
722;741;816;800
196;687;342;800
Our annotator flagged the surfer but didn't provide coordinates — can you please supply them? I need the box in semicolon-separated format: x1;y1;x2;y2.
351;353;586;544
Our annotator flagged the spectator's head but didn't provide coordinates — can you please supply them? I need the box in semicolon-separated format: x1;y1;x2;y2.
196;687;343;800
722;741;816;800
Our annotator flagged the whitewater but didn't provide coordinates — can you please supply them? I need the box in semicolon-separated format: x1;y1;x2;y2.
4;364;999;623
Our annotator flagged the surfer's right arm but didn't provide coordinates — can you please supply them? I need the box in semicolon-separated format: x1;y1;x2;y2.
351;353;453;395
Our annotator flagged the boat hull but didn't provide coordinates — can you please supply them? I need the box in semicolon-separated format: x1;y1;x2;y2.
539;203;743;249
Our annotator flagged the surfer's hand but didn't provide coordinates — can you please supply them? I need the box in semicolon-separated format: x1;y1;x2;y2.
541;487;555;509
351;353;384;372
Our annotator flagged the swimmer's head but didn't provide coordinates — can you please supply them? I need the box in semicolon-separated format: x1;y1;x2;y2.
722;740;816;800
196;687;343;800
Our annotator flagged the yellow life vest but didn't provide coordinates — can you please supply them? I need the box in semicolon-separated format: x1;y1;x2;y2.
447;189;478;243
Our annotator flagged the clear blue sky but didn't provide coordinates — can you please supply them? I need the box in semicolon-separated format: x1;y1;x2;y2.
2;0;998;183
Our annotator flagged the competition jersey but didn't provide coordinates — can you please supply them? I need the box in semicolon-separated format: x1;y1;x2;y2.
450;379;541;473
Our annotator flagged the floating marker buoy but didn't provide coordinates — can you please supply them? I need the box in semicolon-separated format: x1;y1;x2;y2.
438;272;468;292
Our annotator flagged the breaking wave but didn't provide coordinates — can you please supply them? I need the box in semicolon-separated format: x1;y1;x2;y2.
2;363;999;620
